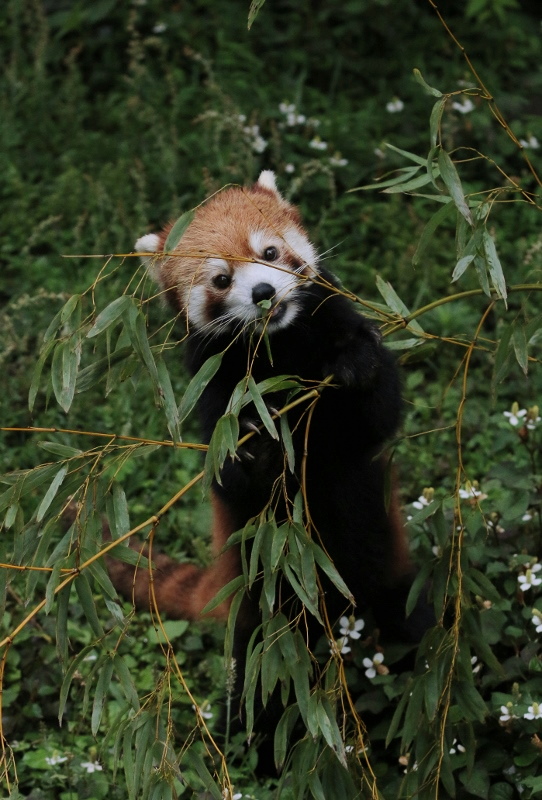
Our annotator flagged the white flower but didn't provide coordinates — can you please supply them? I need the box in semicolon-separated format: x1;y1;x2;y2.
499;705;518;722
449;739;466;754
339;616;365;640
363;652;385;679
458;482;487;501
432;545;441;557
412;495;430;509
523;512;533;522
309;137;328;151
81;761;103;773
532;611;542;633
279;102;296;115
330;154;348;167
504;406;527;426
193;702;213;720
374;147;385;159
471;656;482;674
284;163;295;173
520;135;540;149
452;98;475;114
330;636;351;655
386;98;404;113
45;754;68;766
152;22;167;34
526;406;541;429
524;702;542;720
518;564;542;591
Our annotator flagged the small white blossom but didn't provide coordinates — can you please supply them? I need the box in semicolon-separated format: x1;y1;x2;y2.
449;739;466;754
518;564;542;592
452;98;475;114
279;102;296;115
330;154;348;167
309;137;328;151
499;705;518;722
152;22;167;34
363;652;385;679
526;407;541;430
471;656;482;674
520;135;540;150
45;754;68;766
193;702;213;720
81;761;103;773
504;406;527;426
458;482;486;501
284;163;295;173
374;147;385;159
339;616;365;640
524;702;542;720
330;636;351;655
432;545;441;557
532;611;542;633
412;495;430;510
523;512;533;522
386;98;404;113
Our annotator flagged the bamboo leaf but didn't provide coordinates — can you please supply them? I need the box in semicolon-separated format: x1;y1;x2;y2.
92;657;114;735
87;295;131;338
201;574;245;615
483;229;508;304
429;96;447;147
247;0;266;29
163;209;195;252
412;200;454;267
383;172;433;194
155;353;181;443
179;352;223;422
452;254;475;282
512;323;528;375
180;748;222;800
376;276;424;334
28;338;56;411
247;376;278;439
413;68;443;98
59;644;97;724
384;143;428;166
77;346;133;393
75;573;105;638
36;465;68;522
438;149;473;225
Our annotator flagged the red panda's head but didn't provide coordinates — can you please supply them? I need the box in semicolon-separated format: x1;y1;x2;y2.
136;171;319;335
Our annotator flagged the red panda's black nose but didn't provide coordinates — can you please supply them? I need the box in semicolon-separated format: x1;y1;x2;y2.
252;283;276;304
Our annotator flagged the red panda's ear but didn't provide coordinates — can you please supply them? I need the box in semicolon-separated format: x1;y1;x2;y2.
255;170;281;197
135;233;165;284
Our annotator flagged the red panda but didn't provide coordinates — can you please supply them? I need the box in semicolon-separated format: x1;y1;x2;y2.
108;171;432;751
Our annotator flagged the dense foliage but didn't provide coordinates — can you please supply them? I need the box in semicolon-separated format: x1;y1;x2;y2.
1;1;542;798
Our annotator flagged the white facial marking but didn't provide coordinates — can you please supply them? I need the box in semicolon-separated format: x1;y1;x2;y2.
282;226;318;273
185;284;209;329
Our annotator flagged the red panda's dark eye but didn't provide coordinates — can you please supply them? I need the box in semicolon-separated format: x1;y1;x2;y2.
263;246;278;262
213;274;232;290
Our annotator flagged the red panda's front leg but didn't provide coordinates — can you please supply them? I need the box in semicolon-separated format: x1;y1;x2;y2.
106;493;240;621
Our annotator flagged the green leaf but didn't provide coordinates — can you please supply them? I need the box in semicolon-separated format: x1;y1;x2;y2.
383;173;433;194
163;209;195;253
179;352;223;422
452;254;475;282
355;166;421;192
201;574;245;615
429;96;447;147
28;338;56;412
482;229;507;304
155;353;181;443
376;276;424;334
311;542;354;603
413;68;443;97
36;465;68;522
280;413;295;472
511;323;528;375
59;644;98;723
247;375;278;439
77;346;133;393
181;748;222;800
37;441;82;458
384;143;428;166
412;200;454;267
247;0;266;28
75;573;105;639
438;149;473;226
51;335;82;413
146;619;189;644
87;296;132;338
92;657;114;735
